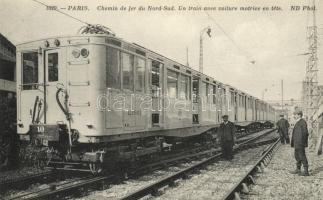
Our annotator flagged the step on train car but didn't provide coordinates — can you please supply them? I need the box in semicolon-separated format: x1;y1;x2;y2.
16;25;275;173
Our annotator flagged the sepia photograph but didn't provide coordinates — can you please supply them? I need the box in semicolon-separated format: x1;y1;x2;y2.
0;0;323;199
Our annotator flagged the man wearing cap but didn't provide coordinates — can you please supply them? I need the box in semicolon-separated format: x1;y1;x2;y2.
276;114;290;144
290;110;309;176
218;115;236;160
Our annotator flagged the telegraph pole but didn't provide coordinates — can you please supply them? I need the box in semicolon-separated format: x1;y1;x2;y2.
199;26;211;73
303;0;318;118
186;46;189;67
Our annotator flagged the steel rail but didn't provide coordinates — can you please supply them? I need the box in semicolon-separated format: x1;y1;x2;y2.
131;129;275;177
121;129;276;200
222;138;280;200
7;175;114;200
0;170;56;194
3;129;275;200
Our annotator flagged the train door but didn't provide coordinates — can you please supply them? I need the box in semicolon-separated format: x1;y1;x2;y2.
19;51;44;133
105;46;123;129
150;59;164;127
192;76;199;124
44;49;66;124
122;52;136;129
134;57;146;129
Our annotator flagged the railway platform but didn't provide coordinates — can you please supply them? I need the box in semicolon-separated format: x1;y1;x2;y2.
248;144;323;200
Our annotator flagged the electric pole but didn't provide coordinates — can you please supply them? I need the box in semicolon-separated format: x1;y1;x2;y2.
303;0;319;118
199;26;211;73
186;47;189;67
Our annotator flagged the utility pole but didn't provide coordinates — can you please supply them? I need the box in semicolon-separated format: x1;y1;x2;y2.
303;0;318;118
199;26;211;73
186;47;189;67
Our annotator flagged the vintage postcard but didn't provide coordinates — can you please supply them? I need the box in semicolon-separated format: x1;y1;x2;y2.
0;0;322;199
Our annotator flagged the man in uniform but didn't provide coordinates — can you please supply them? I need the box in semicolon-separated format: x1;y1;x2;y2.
290;110;309;176
218;115;236;160
276;114;290;144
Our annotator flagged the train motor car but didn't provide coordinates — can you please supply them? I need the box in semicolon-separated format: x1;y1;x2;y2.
16;25;275;173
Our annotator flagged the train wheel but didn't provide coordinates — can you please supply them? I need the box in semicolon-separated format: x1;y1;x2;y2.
89;163;103;174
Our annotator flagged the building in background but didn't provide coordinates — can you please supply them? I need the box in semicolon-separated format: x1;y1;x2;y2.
0;33;16;169
0;33;16;95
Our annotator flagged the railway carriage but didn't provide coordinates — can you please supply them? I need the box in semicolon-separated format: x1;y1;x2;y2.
16;28;275;173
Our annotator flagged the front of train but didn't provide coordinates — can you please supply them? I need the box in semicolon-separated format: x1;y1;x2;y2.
16;25;113;173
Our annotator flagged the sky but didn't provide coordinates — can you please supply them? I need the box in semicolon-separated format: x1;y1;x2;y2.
0;0;322;102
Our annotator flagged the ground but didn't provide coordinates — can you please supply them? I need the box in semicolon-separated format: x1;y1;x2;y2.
248;144;323;200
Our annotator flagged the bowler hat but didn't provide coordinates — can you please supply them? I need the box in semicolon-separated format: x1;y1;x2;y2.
222;115;228;118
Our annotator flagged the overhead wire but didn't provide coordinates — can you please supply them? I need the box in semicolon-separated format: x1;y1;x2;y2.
31;0;90;25
31;0;116;35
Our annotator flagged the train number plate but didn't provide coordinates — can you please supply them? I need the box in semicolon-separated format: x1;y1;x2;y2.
30;124;59;141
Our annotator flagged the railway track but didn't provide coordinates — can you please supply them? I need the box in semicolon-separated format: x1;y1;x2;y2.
0;170;55;194
222;138;280;200
2;129;276;200
120;129;277;200
131;129;275;177
5;175;114;200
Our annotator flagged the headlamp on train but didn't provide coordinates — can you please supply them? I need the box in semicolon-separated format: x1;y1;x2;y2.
44;40;50;47
81;48;89;58
54;39;60;46
72;49;81;58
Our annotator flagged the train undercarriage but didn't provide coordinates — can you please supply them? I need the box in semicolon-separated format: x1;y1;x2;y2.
19;121;271;174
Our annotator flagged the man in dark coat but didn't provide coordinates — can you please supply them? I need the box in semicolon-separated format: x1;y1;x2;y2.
290;111;309;176
218;115;236;160
276;114;290;144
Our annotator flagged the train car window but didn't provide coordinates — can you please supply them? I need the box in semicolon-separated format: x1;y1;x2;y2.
151;60;160;87
167;69;178;98
122;52;134;91
230;92;234;106
150;60;163;97
204;82;209;99
152;113;159;125
22;52;38;90
106;47;121;89
206;83;210;102
135;57;145;92
193;114;199;123
243;96;245;107
48;53;58;82
179;74;191;100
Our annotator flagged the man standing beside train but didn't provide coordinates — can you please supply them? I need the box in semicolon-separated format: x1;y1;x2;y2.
290;110;309;176
218;115;236;160
276;114;290;144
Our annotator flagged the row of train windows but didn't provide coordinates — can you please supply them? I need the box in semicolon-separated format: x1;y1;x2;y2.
107;47;218;101
167;70;191;100
107;47;145;92
22;52;58;90
199;82;222;104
